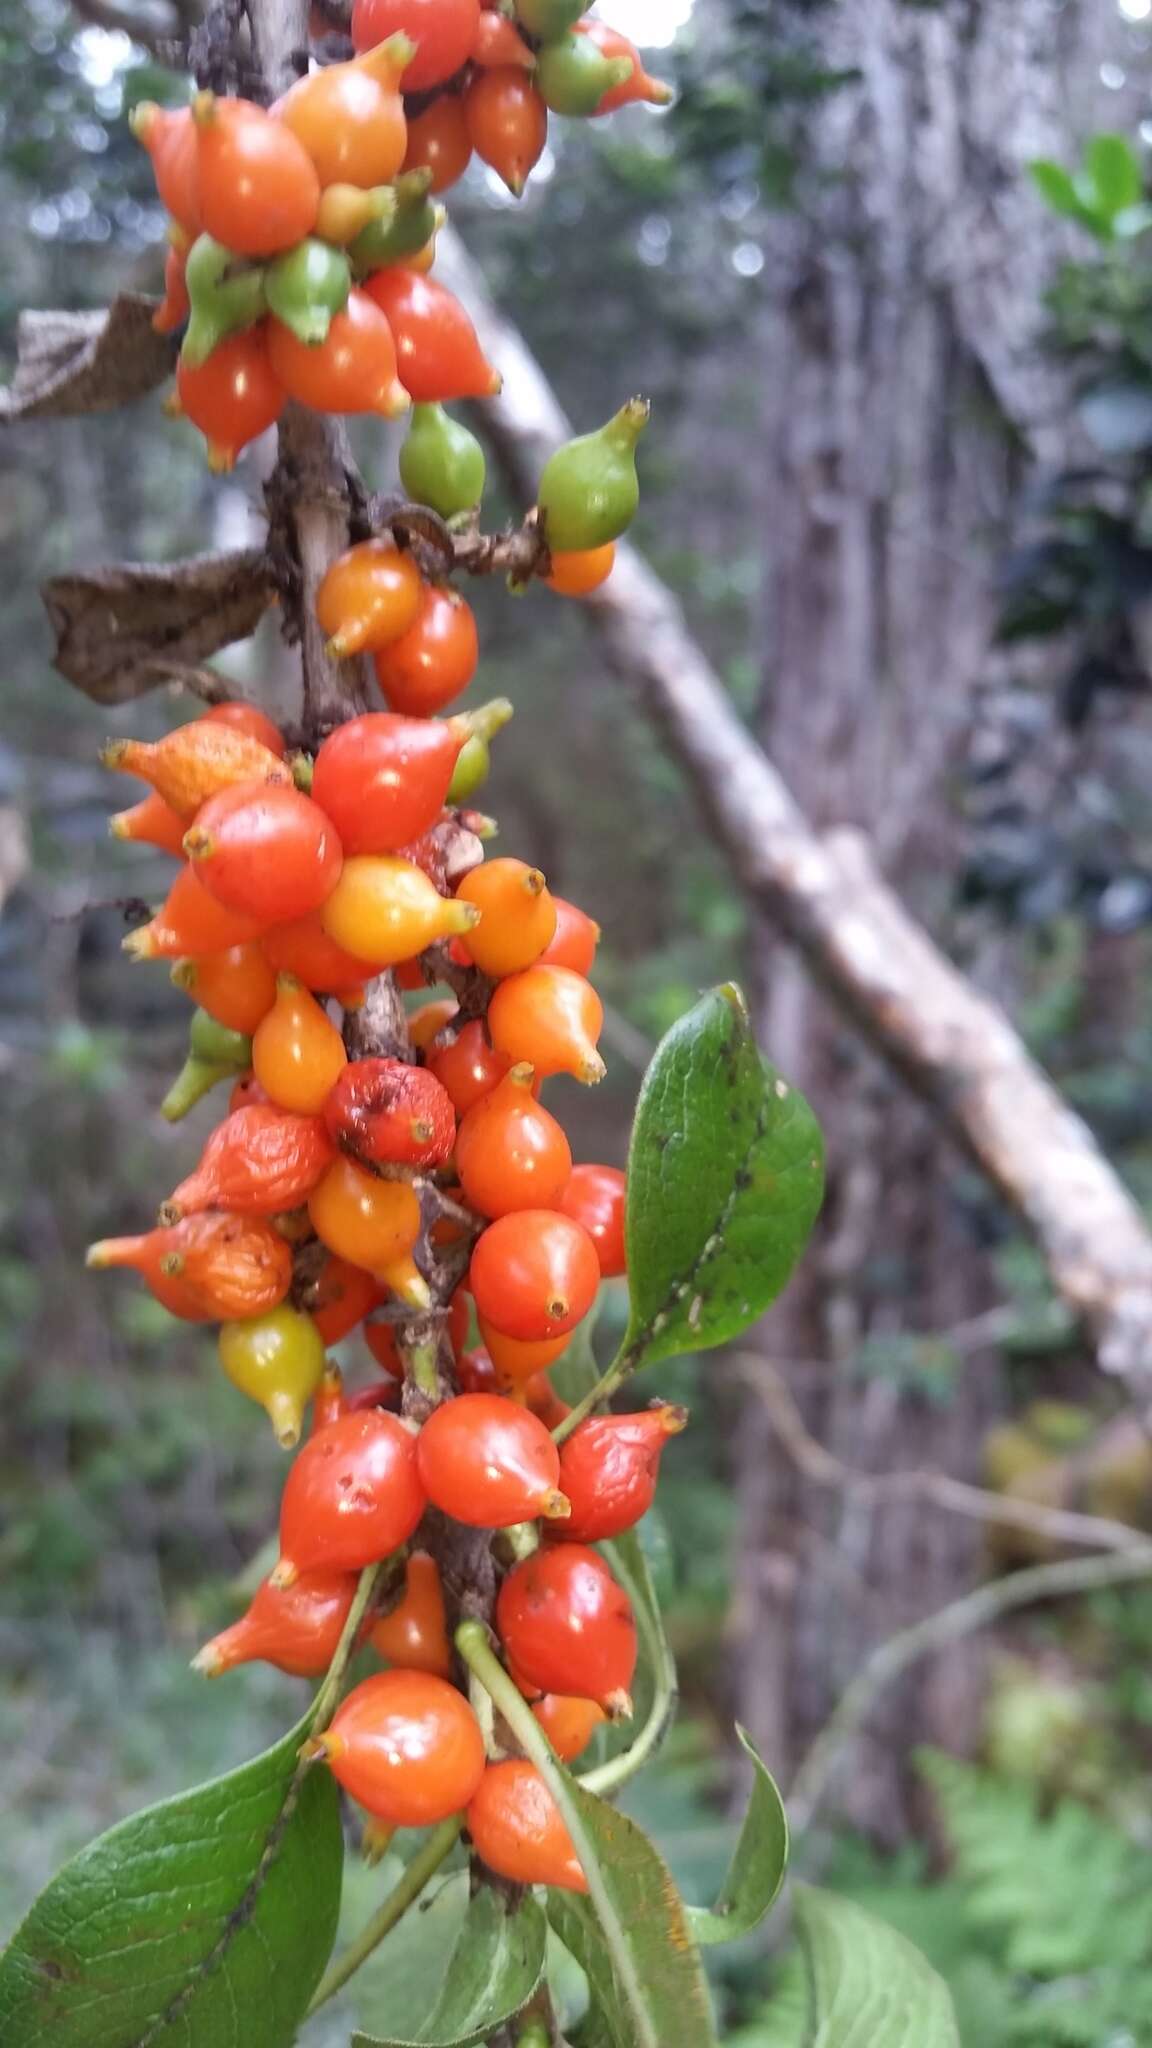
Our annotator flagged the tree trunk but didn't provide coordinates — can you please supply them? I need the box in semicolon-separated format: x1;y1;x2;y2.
733;0;1105;1836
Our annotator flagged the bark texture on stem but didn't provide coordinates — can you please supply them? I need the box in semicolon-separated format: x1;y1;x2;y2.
435;224;1152;1415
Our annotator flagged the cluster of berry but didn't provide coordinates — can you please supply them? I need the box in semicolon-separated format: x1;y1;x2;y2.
85;0;679;1910
135;0;666;490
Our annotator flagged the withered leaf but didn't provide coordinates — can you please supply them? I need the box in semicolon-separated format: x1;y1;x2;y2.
0;295;176;423
43;551;277;706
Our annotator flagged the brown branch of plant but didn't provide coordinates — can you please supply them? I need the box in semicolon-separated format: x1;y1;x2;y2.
787;1540;1152;1833
433;222;1152;1418
737;1351;1150;1557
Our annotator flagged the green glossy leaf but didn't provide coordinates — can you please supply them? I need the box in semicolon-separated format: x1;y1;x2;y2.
0;1720;342;2048
352;1875;547;2047
1086;133;1142;221
688;1727;788;1946
1029;159;1104;233
794;1885;960;2046
547;1793;717;2048
622;985;824;1371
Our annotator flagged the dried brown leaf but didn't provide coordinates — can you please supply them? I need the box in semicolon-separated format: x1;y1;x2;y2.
0;295;175;423
43;551;277;705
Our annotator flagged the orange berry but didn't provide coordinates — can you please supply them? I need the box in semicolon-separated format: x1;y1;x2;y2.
402;94;473;193
457;858;557;979
316;542;425;659
267;289;410;418
193;92;320;257
321;855;478;966
171;942;278;1036
487;964;605;1084
308;1156;423;1279
463;69;547;196
101;721;291;822
545;543;616;597
274;37;412;188
253;975;348;1113
368;1551;452;1677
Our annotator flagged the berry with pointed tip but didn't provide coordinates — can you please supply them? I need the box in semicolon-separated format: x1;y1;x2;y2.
101;721;291;822
153;241;190;335
192;92;319;257
274;34;413;186
538;399;648;551
267;288;410;418
169;946;276;1040
545;543;616;598
321;854;478;965
217;1303;329;1446
87;1211;292;1322
125;866;268;964
351;0;481;90
164;1104;335;1219
316;542;424;659
487;964;605;1084
455;1066;571;1217
262;912;377;995
175;324;285;471
457;858;557;979
417;1393;570;1527
110;789;187;857
349;168;440;273
161;1009;253;1122
312;711;463;856
497;1544;636;1715
530;1692;605;1762
535;33;632;118
473;10;534;68
463;68;547;197
311;1668;485;1824
316;180;392;246
308;1156;423;1278
183;782;342;924
559;1163;625;1277
469;1209;599;1343
539;897;600;975
264;239;351;349
368;1550;451;1676
274;1409;426;1582
363;268;502;403
306;1255;383;1346
373;586;479;716
555;1404;687;1543
253;976;348;1114
476;1318;570;1388
130;102;201;234
193;1569;360;1679
323;1056;456;1171
576;19;673;113
427;1018;513;1116
402;95;473;193
447;735;490;804
399;403;486;520
180;234;266;370
203;701;287;756
467;1760;587;1892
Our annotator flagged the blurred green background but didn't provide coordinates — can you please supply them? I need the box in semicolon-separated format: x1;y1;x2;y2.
9;0;1152;2039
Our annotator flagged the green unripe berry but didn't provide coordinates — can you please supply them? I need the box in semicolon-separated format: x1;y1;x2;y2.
161;1009;252;1122
349;170;440;277
515;0;584;36
537;398;649;550
400;403;486;519
180;235;266;369
535;34;633;117
265;239;351;347
447;734;490;804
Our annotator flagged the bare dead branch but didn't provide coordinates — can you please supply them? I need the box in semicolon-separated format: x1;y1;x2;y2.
0;297;175;423
44;550;275;705
436;224;1152;1414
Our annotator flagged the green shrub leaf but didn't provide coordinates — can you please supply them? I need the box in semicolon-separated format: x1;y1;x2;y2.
622;984;824;1372
688;1727;788;1947
0;1719;342;2048
351;1876;547;2047
1085;133;1142;221
792;1885;960;2046
1029;159;1104;232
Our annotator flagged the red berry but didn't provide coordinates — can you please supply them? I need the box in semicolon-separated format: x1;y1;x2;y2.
165;1103;335;1218
323;1056;456;1170
416;1393;570;1527
559;1164;626;1277
373;586;479;717
530;1692;605;1762
192;1568;360;1678
174;324;285;471
312;712;463;855
496;1544;636;1714
539;897;600;975
275;1409;426;1582
184;783;343;923
469;1209;600;1342
455;1067;572;1217
553;1405;687;1544
193;92;320;257
368;1550;452;1676
307;1256;383;1346
427;1018;513;1116
351;0;481;91
467;1760;587;1892
315;1669;486;1825
362;268;502;403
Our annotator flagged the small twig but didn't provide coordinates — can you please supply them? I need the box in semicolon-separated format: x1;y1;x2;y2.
740;1352;1149;1556
305;1816;462;2014
788;1542;1152;1833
